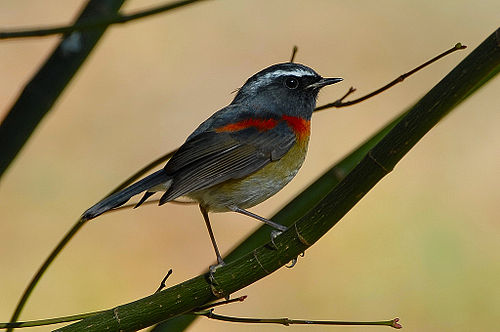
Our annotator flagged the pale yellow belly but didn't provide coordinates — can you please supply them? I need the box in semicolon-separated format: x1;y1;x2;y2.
187;142;308;212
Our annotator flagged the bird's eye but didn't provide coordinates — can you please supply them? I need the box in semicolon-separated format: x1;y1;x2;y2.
284;76;299;89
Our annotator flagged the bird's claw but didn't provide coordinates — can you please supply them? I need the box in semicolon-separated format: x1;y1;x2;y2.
269;229;284;250
208;261;225;284
208;261;230;299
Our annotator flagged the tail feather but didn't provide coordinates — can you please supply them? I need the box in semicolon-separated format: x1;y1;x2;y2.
81;169;170;221
134;191;156;209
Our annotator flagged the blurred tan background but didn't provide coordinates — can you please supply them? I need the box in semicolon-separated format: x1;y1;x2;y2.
1;1;499;331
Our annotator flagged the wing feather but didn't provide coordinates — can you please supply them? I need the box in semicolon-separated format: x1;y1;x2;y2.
159;120;296;203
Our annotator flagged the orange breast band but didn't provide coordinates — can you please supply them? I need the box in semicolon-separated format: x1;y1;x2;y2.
282;115;310;142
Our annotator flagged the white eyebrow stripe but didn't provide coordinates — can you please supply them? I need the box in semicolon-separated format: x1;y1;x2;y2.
248;68;317;91
259;69;316;80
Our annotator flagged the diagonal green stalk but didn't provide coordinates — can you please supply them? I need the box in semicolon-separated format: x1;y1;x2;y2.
56;27;500;332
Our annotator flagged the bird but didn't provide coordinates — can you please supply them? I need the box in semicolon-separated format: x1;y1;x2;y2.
82;62;342;266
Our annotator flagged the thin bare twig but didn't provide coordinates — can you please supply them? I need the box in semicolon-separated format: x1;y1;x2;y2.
0;0;208;39
196;310;402;329
314;43;467;111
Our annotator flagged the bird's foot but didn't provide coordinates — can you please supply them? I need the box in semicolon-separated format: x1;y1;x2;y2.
208;259;225;284
208;260;229;299
269;228;287;250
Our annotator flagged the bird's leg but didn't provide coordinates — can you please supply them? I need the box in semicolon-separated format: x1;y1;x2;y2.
231;207;302;267
200;205;225;267
231;206;287;250
231;206;288;232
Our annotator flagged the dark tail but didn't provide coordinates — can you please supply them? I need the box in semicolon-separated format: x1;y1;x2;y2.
81;169;171;221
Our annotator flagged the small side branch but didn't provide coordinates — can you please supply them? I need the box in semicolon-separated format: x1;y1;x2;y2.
289;45;298;63
154;269;173;293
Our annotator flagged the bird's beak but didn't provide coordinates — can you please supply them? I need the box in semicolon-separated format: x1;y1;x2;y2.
306;77;343;90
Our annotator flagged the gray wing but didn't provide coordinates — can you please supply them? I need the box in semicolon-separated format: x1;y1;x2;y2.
159;121;296;204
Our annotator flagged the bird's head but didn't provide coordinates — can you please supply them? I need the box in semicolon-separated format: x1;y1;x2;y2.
232;62;342;119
